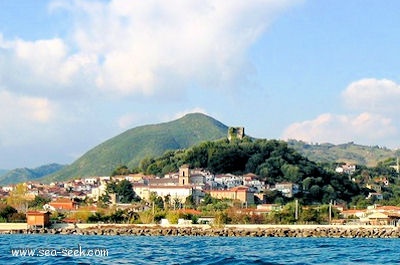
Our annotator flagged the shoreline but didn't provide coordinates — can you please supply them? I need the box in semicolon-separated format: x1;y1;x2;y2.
1;223;400;238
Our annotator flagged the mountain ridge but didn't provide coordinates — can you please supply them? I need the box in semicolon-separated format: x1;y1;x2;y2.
43;113;229;182
3;113;400;185
287;140;400;167
0;163;65;185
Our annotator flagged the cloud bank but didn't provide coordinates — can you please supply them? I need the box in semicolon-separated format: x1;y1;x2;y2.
283;78;400;147
0;0;301;168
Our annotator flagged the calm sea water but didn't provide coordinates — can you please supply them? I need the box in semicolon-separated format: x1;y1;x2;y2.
1;234;399;264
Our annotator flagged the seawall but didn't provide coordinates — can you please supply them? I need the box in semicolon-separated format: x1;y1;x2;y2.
2;224;400;238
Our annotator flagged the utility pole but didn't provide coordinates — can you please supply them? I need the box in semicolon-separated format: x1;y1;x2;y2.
329;200;332;224
295;199;299;221
152;201;155;223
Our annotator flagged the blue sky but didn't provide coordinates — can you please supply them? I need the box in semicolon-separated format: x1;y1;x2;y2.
1;0;400;169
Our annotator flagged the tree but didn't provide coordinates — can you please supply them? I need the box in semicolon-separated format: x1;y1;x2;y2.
116;180;137;203
7;183;29;212
184;195;195;208
149;192;164;210
0;204;17;222
300;207;321;224
28;195;51;209
105;179;139;204
201;193;213;206
112;165;131;176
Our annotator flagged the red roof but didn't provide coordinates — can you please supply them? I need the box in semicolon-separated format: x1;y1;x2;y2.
177;209;202;215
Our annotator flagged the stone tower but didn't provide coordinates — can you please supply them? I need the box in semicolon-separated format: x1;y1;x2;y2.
178;164;190;186
228;127;245;141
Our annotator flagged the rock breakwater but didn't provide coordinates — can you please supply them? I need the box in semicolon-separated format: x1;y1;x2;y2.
2;225;400;238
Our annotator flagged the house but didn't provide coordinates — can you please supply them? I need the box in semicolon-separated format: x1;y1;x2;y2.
366;212;390;225
243;173;265;192
256;204;282;212
341;209;366;219
214;174;243;189
208;186;254;205
375;205;400;213
83;177;98;185
89;182;107;201
49;198;77;210
274;182;299;198
2;186;13;192
366;183;382;192
335;164;356;175
133;184;196;204
26;211;51;228
367;192;383;200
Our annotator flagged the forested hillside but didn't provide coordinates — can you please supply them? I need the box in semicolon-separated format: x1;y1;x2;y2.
288;140;400;167
137;138;360;204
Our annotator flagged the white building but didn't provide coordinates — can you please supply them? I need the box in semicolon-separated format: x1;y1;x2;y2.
133;185;195;204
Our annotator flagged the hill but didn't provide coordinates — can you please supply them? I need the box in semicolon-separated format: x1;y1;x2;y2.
0;169;8;178
140;138;360;204
287;140;400;167
0;163;65;185
45;113;229;182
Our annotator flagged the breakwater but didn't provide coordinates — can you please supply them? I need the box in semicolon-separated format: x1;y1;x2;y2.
2;225;400;238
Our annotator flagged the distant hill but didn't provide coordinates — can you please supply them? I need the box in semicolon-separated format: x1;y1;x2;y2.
44;113;229;182
0;169;8;178
287;140;400;167
0;163;65;185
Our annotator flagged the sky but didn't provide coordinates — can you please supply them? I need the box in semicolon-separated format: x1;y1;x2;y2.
1;0;400;169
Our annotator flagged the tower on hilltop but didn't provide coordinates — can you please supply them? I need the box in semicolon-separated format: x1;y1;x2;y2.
228;127;245;141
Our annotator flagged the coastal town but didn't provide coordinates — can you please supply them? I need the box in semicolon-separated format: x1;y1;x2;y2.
2;161;400;229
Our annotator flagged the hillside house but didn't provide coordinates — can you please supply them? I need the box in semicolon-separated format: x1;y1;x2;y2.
274;182;299;198
335;164;356;175
214;174;243;189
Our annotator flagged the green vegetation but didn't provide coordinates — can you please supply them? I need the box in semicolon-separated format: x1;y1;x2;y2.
28;195;51;209
99;179;140;206
288;140;400;167
138;138;360;204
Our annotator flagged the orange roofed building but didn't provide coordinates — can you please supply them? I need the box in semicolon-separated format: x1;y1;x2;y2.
26;211;51;228
49;198;77;210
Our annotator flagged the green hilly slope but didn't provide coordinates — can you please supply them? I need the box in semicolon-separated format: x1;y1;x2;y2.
288;140;400;167
0;164;65;185
45;113;229;181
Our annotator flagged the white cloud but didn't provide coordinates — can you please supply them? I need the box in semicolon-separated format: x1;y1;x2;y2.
0;37;97;97
0;0;303;168
282;78;400;147
342;78;400;114
282;112;397;145
50;0;302;96
0;90;58;146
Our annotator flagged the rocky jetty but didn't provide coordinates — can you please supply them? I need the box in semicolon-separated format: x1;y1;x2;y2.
2;225;400;238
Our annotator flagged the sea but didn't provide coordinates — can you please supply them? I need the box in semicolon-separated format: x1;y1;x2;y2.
1;234;399;264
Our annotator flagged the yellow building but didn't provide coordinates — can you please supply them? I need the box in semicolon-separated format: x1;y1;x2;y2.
208;186;254;204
